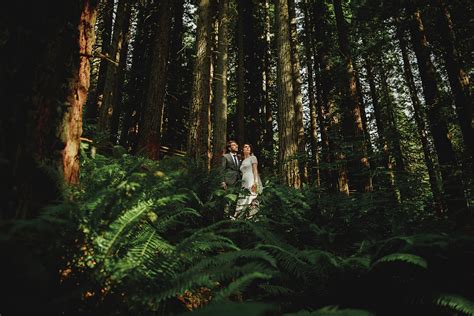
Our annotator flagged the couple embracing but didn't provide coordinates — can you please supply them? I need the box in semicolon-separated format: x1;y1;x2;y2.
221;140;263;219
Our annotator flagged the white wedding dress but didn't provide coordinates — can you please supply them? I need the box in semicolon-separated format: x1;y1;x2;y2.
233;155;263;219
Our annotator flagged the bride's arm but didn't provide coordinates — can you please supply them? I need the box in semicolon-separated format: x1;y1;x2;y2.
251;158;259;192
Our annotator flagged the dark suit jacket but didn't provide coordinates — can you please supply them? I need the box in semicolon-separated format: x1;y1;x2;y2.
221;153;241;186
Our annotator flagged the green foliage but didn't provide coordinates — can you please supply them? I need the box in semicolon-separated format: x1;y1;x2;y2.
434;294;474;316
4;153;473;315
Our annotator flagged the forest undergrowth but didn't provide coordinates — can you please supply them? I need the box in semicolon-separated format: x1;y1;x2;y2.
1;147;473;315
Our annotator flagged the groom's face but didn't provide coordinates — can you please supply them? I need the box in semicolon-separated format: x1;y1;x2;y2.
230;142;238;153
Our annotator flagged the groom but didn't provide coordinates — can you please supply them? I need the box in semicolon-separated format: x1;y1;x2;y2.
221;140;241;190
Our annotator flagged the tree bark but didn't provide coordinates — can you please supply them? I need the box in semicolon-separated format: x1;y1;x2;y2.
118;2;153;151
406;1;467;214
137;0;173;159
288;0;308;184
434;0;473;161
212;0;230;166
262;0;274;170
302;0;320;186
0;0;98;219
276;0;301;188
187;0;213;168
236;0;246;146
311;0;342;192
86;0;114;121
333;0;372;193
364;56;392;185
162;0;186;151
395;19;445;213
98;0;133;140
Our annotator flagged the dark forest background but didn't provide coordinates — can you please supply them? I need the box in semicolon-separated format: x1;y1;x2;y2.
0;0;473;315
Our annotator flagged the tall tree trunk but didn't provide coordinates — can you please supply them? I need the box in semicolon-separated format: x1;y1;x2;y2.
435;0;473;161
364;54;401;202
262;0;274;170
276;0;301;188
109;30;131;142
354;62;373;155
378;63;406;175
311;0;342;192
86;0;114;121
395;20;445;213
98;0;133;141
236;0;246;146
137;0;172;159
162;0;186;150
406;1;467;215
109;4;133;142
288;0;308;184
0;0;98;219
118;2;153;151
187;0;213;168
333;0;372;193
302;0;320;186
212;0;230;166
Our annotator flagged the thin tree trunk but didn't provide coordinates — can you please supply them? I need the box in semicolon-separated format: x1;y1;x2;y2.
378;63;406;175
311;0;341;192
109;7;133;142
86;0;114;121
395;19;445;213
302;0;320;186
212;0;230;166
333;0;372;193
354;62;373;155
435;0;473;160
98;0;133;140
118;2;152;150
288;0;308;184
162;0;186;150
276;0;301;188
406;1;467;214
262;0;274;170
364;55;401;202
187;0;212;168
137;0;172;159
236;0;246;146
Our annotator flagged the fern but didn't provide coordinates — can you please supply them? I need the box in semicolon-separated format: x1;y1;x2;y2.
371;253;428;269
96;199;153;256
434;294;474;316
213;272;272;301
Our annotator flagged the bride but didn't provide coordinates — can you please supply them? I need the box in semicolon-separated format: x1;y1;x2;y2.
232;143;263;219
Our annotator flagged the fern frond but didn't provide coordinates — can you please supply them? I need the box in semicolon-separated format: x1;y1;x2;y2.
256;244;309;278
213;271;272;301
434;294;474;316
258;283;295;296
96;199;153;256
153;207;201;233
371;253;427;269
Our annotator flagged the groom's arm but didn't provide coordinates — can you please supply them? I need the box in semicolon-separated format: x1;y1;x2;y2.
220;155;227;189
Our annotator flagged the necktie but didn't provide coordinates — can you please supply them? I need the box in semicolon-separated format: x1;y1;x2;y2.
233;154;238;166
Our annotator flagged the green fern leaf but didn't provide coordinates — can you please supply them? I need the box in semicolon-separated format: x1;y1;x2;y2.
213;271;272;301
434;294;474;316
371;253;428;269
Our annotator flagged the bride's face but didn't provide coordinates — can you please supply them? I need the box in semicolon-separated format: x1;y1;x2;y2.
243;144;251;155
